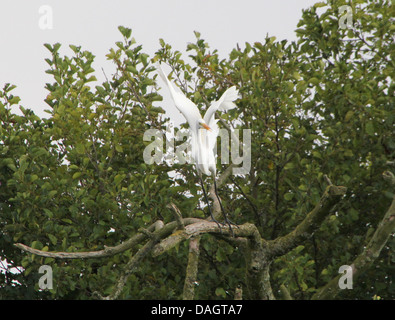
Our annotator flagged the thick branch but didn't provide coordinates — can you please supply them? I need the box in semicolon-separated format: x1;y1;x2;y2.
14;220;165;259
15;219;200;260
14;218;202;260
183;236;201;300
152;221;261;257
312;191;395;300
268;185;347;259
97;238;159;300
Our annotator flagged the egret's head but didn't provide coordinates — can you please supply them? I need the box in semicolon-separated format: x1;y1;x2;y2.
199;119;211;131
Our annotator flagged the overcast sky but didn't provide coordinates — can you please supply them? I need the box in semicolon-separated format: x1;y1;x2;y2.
0;0;319;120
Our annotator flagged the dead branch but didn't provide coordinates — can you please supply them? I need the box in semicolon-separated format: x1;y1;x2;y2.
267;185;347;259
14;220;164;259
312;190;395;300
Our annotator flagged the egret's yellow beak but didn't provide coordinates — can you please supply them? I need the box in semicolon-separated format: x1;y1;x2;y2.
201;123;211;131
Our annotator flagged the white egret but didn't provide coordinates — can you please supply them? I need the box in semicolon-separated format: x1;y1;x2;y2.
156;63;239;233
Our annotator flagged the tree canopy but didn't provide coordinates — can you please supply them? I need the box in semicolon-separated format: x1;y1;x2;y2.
1;0;394;300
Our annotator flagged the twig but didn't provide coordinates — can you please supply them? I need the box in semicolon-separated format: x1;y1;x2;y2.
324;174;333;186
167;202;185;230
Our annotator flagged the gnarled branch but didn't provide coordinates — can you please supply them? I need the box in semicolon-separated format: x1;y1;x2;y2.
152;221;261;257
14;220;165;259
312;190;395;300
267;185;347;259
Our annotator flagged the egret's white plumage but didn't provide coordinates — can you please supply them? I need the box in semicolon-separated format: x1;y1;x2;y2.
156;63;239;176
156;62;240;233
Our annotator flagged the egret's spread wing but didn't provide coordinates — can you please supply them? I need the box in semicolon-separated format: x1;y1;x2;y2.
217;86;240;111
202;85;240;156
203;86;240;125
201;86;240;175
156;63;202;126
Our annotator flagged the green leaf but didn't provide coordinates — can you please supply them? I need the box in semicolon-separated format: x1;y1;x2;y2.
114;174;124;186
8;96;21;105
365;121;375;136
312;151;322;159
140;53;149;67
7;163;17;172
72;172;82;179
118;26;132;39
53;43;61;52
215;287;227;298
44;43;53;52
48;234;57;245
344;110;354;122
308;77;319;85
142;214;151;223
298;184;308;191
314;2;326;7
48;190;57;197
69;44;81;53
284;193;294;201
126;65;138;74
284;162;295;170
31;240;43;249
159;38;165;47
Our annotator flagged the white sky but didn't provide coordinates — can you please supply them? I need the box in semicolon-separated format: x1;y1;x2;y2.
0;0;319;120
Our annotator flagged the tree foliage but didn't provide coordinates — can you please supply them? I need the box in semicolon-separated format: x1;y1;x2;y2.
1;0;394;299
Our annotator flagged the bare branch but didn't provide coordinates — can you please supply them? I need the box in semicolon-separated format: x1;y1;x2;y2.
105;238;158;300
183;236;201;300
152;221;261;257
14;219;165;259
324;174;333;186
168;202;185;230
312;191;395;300
268;185;347;259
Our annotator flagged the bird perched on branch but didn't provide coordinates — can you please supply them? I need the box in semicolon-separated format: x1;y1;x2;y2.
156;62;240;234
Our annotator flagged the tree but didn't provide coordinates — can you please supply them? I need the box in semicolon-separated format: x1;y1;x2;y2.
1;0;394;299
